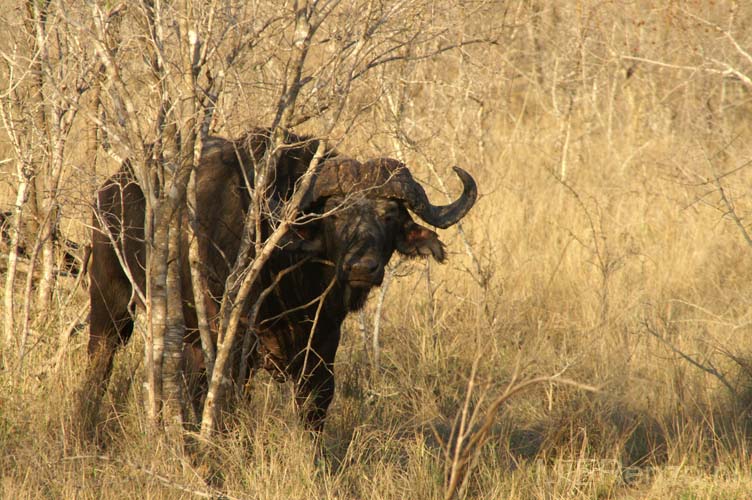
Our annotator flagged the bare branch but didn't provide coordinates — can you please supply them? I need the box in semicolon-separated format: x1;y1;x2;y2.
643;318;735;396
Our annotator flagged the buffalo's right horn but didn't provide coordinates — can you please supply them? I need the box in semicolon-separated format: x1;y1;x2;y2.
361;158;477;229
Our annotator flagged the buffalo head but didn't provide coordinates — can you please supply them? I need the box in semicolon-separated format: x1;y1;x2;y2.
296;158;477;299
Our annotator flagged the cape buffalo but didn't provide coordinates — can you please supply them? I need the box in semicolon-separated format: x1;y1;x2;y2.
87;128;477;431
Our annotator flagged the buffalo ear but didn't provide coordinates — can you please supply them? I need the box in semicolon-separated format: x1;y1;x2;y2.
396;221;446;262
284;225;324;254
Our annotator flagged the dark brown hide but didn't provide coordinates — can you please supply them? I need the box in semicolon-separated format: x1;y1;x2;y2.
87;128;477;431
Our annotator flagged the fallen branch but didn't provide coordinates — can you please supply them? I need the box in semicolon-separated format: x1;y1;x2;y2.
643;317;735;396
442;358;598;500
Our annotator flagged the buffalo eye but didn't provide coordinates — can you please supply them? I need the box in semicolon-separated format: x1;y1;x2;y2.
381;206;400;224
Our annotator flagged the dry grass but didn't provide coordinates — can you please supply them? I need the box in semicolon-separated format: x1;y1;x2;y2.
3;1;752;498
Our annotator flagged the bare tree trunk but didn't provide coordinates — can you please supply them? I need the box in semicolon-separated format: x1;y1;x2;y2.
358;310;369;361
86;67;103;177
187;162;216;377
2;174;30;350
37;134;69;316
147;204;169;424
138;0;204;431
371;266;393;373
180;0;217;416
143;170;193;428
26;0;53;315
36;219;56;314
18;227;42;370
163;202;188;431
425;259;437;348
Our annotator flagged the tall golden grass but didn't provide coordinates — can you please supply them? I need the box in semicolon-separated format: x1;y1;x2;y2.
2;1;752;498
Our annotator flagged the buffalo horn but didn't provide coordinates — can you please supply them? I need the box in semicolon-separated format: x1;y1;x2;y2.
304;157;477;229
361;158;477;229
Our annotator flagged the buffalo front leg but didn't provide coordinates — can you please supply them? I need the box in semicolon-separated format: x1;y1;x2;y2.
76;278;135;441
293;331;339;433
295;363;336;433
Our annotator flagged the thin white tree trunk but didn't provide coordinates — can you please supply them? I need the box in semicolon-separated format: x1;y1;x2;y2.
35;208;56;316
163;202;187;430
18;230;42;370
147;206;169;424
37;129;71;315
187;171;216;372
3;175;30;349
371;266;392;373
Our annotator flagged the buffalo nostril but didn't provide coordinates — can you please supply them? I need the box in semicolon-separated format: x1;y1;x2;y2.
366;259;378;273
